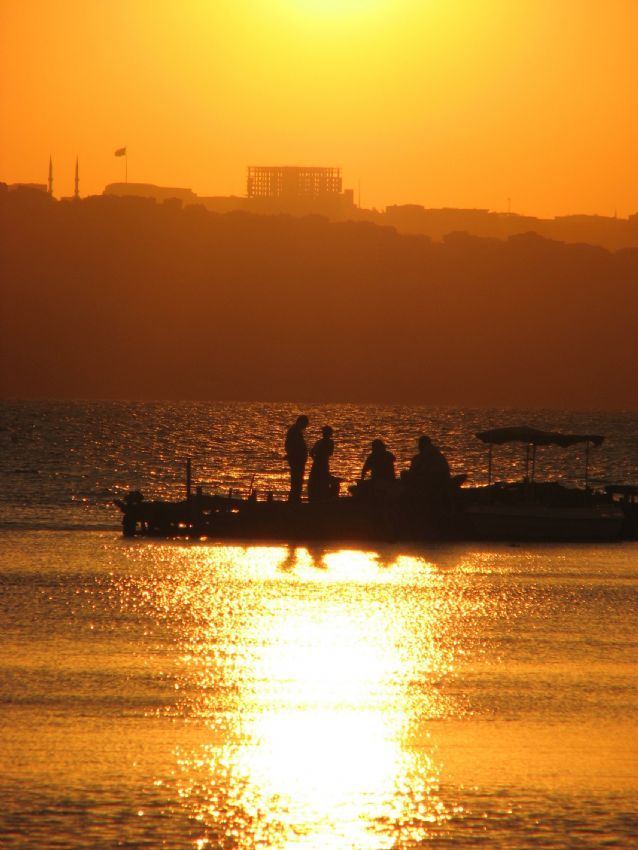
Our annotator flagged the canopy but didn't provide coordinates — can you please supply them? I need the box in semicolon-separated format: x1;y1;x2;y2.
475;427;604;448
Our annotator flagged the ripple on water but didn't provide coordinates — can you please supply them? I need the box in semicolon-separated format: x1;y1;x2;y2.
0;532;637;848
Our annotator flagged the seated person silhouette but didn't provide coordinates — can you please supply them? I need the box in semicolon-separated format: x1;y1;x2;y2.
408;435;451;485
404;435;454;518
357;438;396;497
308;425;336;502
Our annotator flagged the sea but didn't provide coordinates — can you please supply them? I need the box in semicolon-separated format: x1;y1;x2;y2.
1;400;637;849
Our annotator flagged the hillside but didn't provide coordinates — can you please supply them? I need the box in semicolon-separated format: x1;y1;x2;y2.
2;188;637;408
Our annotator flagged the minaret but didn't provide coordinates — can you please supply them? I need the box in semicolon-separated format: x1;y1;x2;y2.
74;156;79;199
48;156;53;196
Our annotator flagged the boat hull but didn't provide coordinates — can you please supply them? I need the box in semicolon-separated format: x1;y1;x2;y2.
464;503;624;542
115;492;626;543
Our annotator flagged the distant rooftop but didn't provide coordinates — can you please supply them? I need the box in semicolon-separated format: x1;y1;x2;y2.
104;182;197;203
8;182;48;193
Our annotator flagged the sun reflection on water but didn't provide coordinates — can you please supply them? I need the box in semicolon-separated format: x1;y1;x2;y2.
114;543;491;848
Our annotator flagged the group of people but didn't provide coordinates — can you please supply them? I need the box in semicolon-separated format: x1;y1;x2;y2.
284;414;453;505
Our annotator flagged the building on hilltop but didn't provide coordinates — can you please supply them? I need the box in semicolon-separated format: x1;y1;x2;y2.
104;182;198;204
244;165;354;219
7;182;49;193
101;168;355;220
247;166;342;198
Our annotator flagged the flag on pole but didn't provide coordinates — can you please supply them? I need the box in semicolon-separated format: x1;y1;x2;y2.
114;147;127;157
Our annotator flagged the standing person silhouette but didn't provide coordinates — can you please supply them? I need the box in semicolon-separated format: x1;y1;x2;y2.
308;425;335;502
285;415;309;502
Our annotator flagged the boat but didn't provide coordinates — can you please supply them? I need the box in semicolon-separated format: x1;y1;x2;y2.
114;429;629;543
461;427;625;542
115;491;390;541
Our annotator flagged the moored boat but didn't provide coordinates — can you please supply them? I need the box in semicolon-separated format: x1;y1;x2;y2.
114;425;631;543
462;427;625;542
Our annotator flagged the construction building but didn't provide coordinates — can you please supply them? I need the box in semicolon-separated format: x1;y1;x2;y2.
247;166;342;199
102;167;355;220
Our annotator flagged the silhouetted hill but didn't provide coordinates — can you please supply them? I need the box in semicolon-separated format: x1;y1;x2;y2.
382;205;638;251
1;186;637;408
104;181;638;251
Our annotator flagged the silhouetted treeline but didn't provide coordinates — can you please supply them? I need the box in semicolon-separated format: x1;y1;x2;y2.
1;186;637;408
381;205;638;252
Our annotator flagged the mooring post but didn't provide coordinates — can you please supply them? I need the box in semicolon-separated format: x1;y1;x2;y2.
186;458;192;501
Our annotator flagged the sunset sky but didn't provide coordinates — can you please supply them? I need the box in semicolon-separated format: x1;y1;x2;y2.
1;0;637;217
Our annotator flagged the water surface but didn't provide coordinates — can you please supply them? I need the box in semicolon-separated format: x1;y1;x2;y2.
1;532;637;848
1;402;637;848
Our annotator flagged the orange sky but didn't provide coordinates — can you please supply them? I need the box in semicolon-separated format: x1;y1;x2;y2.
1;0;637;217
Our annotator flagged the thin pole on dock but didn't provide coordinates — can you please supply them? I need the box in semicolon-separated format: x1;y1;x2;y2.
186;458;192;500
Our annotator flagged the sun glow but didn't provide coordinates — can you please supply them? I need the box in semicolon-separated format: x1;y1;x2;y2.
2;1;637;214
293;0;385;15
174;575;449;848
117;544;489;847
